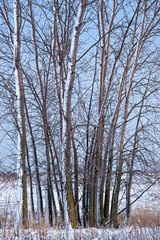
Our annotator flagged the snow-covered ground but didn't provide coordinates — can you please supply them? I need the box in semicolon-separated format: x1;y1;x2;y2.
1;226;160;239
1;176;160;239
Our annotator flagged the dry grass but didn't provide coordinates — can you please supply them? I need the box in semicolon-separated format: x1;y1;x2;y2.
129;207;160;228
1;207;160;239
116;206;160;228
1;224;160;239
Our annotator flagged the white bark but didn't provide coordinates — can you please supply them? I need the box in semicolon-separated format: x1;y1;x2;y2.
63;1;84;108
97;0;106;225
14;0;22;227
61;1;87;228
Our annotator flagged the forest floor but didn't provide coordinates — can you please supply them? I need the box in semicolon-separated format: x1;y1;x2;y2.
0;174;160;239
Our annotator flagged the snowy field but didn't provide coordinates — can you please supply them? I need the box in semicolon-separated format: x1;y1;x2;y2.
1;175;160;239
1;226;160;239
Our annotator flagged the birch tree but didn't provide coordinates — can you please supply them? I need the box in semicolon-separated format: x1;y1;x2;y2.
61;0;88;228
0;0;160;229
13;0;28;227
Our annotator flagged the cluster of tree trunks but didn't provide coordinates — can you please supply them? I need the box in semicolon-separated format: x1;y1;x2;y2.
0;0;160;229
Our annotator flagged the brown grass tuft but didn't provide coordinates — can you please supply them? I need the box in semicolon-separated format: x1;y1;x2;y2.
129;207;160;227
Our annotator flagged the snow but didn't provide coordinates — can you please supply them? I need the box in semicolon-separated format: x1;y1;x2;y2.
1;226;160;239
1;178;160;239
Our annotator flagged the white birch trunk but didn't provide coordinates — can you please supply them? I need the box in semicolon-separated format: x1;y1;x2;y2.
97;0;106;225
14;0;22;228
61;0;88;228
16;131;22;226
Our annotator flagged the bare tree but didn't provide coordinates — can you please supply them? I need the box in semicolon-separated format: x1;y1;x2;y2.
13;0;28;227
0;0;160;230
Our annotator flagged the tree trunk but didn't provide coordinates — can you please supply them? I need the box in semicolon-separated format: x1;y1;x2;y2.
62;0;88;228
14;0;28;227
23;78;44;223
26;143;35;219
72;135;81;225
